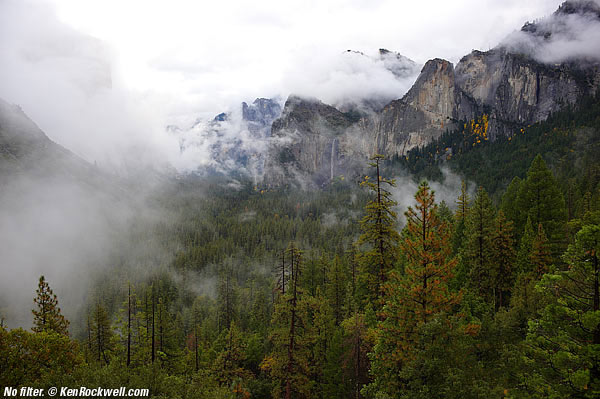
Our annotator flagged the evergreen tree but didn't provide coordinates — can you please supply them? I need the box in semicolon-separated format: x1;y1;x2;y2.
524;224;600;397
462;187;495;302
516;216;535;274
456;180;470;224
369;181;460;395
32;275;69;336
90;302;113;365
356;154;401;306
321;328;349;399
530;223;552;277
516;154;567;262
325;255;347;325
262;242;313;399
213;322;252;388
490;210;516;309
500;176;522;229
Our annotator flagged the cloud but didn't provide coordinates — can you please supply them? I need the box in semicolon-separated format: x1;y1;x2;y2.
0;0;567;175
391;167;475;226
281;49;420;109
0;0;182;172
500;1;600;63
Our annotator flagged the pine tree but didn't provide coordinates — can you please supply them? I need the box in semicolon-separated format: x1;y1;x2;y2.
325;255;347;325
500;176;522;229
32;275;69;336
213;322;252;387
341;312;370;399
516;154;567;263
490;210;516;309
262;242;313;399
321;328;349;399
456;180;470;224
462;186;495;301
524;224;600;397
516;216;535;274
90;302;113;365
529;223;552;277
370;181;460;395
356;154;400;306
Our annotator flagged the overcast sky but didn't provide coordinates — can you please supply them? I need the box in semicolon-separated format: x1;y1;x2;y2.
0;0;564;167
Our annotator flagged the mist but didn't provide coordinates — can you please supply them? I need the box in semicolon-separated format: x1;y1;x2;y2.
500;0;600;64
391;167;475;227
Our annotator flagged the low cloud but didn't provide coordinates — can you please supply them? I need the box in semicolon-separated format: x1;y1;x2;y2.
391;167;475;226
500;1;600;64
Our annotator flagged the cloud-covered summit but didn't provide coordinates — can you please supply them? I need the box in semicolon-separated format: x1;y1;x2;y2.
500;0;600;64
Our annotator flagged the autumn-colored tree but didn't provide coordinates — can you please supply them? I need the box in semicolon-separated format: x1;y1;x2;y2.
369;181;460;395
32;275;69;336
356;154;400;306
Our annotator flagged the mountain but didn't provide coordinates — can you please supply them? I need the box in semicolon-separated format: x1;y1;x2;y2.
173;98;282;181
267;1;600;186
0;98;106;187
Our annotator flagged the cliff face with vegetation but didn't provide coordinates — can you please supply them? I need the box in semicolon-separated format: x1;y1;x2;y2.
268;1;600;184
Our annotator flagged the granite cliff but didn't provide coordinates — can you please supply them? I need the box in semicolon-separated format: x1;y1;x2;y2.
267;1;600;185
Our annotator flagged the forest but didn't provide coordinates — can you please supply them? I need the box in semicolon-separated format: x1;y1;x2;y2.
1;95;600;399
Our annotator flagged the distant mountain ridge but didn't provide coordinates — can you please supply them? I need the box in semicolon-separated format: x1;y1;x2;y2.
266;0;600;186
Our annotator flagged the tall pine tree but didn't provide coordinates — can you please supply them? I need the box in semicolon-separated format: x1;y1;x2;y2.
32;275;69;336
356;154;400;307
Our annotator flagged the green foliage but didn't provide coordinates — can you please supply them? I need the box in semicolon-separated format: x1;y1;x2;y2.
356;154;401;306
32;275;69;336
0;327;81;387
460;187;495;302
523;224;600;397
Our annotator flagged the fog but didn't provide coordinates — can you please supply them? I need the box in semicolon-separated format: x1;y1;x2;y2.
0;0;590;330
0;0;564;174
500;0;600;64
391;167;476;227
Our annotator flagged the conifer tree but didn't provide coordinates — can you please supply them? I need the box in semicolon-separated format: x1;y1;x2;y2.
490;210;516;309
356;154;400;306
32;275;69;336
516;154;567;262
213;322;252;387
525;224;600;397
456;180;470;224
500;176;522;229
516;216;535;274
91;302;113;365
341;312;370;399
262;242;313;399
370;181;460;395
530;223;552;277
325;255;347;325
462;186;495;301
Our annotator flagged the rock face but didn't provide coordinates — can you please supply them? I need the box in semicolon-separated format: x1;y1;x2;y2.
242;98;282;137
267;1;600;185
454;49;592;137
267;96;358;185
359;59;478;156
